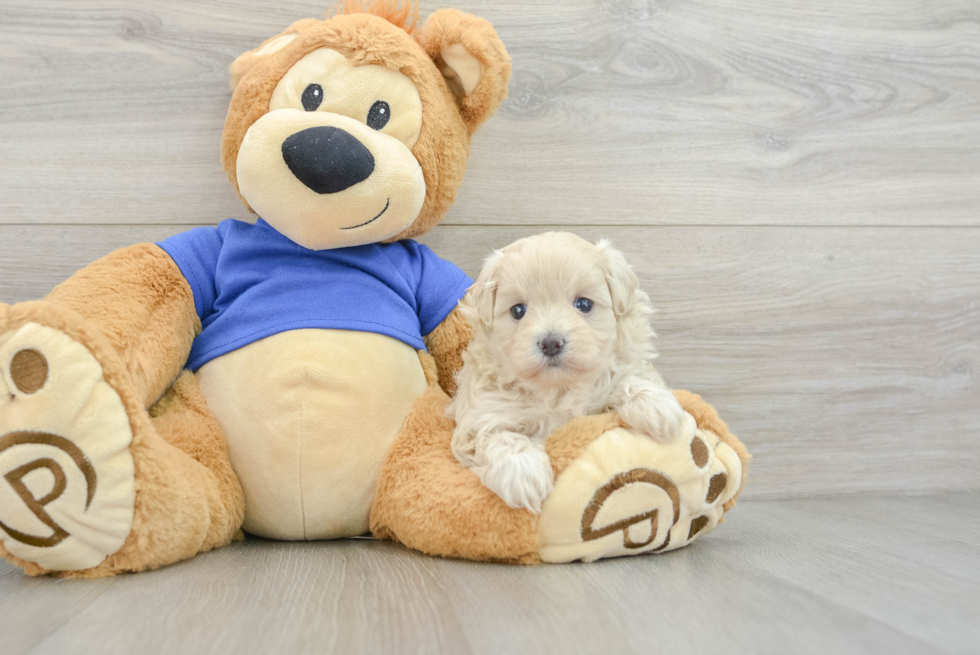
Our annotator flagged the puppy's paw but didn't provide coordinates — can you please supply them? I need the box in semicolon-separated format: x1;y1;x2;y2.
618;384;687;443
475;433;554;513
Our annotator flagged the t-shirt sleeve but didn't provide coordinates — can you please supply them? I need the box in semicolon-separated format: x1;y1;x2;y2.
156;226;224;321
413;243;473;336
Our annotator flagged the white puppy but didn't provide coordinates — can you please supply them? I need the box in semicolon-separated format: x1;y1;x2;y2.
448;232;687;513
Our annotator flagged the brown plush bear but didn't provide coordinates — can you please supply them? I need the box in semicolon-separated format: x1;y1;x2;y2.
0;2;749;577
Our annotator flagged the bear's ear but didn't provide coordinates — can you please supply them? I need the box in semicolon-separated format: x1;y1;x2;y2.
417;9;512;134
228;19;319;92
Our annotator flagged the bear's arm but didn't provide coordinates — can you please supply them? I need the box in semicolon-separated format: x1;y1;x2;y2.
423;306;471;397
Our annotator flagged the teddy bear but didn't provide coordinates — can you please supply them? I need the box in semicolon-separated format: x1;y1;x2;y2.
0;2;749;577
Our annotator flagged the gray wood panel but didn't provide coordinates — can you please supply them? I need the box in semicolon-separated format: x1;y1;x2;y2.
0;0;978;226
1;494;976;655
2;223;978;499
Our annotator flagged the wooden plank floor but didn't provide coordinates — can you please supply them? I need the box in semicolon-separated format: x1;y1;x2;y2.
1;494;977;655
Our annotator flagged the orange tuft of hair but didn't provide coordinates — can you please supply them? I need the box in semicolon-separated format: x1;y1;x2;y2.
330;0;420;34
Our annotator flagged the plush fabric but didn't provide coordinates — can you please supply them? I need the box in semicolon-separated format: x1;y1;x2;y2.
673;389;751;512
538;420;741;563
223;13;467;241
0;299;748;576
44;243;199;407
422;305;471;397
158;219;471;370
0;3;750;578
148;371;245;553
416;9;511;134
198;329;426;540
0;321;136;571
370;375;749;564
370;353;542;564
235;88;428;249
0;302;243;578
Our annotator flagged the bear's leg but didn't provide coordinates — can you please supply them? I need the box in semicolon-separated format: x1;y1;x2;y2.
370;354;541;563
371;362;749;564
41;243;200;407
0;253;243;576
147;370;245;555
538;393;749;563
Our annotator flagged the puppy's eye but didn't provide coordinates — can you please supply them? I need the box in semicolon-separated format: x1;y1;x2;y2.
367;100;391;130
510;304;527;320
574;298;594;313
301;84;323;111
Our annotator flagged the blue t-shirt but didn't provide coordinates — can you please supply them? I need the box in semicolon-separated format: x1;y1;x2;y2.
157;219;471;371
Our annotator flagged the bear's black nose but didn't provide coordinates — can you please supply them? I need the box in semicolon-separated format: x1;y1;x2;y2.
281;126;375;194
539;335;565;358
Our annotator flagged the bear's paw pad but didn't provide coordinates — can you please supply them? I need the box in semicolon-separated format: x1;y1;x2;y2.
0;323;135;571
539;413;741;563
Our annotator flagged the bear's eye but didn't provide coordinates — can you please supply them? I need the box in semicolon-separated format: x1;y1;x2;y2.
301;84;323;112
510;304;527;320
574;298;593;313
367;100;391;130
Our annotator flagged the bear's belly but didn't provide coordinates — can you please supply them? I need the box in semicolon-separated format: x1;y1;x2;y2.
197;329;427;540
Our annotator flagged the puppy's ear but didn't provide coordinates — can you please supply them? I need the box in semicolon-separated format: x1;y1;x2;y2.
597;239;641;317
417;9;512;134
228;19;319;91
466;249;502;329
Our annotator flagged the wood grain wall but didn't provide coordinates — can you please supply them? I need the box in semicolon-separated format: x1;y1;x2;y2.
1;0;978;499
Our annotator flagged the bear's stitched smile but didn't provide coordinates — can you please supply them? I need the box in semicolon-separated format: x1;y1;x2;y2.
341;198;390;230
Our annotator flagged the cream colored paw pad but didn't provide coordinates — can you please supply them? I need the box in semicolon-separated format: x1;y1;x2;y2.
539;413;741;563
0;322;135;571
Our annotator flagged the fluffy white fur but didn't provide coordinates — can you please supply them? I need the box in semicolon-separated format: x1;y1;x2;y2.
448;232;686;513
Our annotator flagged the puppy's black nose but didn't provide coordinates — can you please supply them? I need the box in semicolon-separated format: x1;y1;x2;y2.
539;335;565;358
281;126;375;194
